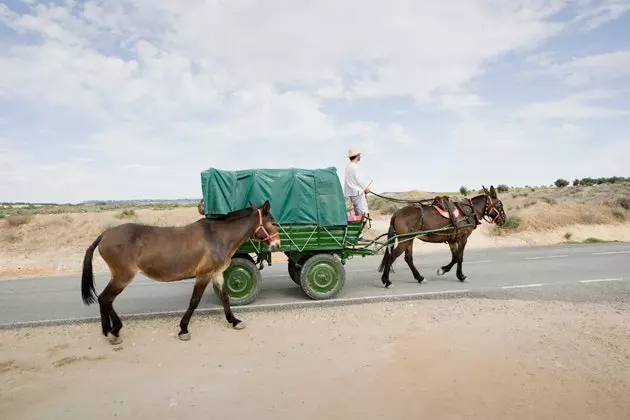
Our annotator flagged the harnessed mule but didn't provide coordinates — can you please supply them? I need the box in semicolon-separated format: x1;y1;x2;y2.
377;186;506;287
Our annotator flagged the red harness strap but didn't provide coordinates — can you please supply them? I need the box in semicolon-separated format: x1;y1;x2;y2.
252;209;280;242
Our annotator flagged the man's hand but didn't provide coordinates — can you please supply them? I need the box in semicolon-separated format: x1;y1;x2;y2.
364;186;371;194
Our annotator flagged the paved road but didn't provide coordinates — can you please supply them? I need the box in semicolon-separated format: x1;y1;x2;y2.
1;242;629;327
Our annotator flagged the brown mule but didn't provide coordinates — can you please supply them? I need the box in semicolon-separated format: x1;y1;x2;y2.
81;201;280;344
377;186;506;287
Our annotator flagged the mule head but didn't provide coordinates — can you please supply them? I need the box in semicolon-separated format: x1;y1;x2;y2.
481;185;506;226
252;200;281;251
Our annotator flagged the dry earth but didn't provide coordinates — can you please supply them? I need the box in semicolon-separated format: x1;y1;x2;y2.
1;299;629;419
1;183;629;279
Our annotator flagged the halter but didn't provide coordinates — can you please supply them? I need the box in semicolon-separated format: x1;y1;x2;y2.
252;209;280;242
482;195;502;223
468;195;501;224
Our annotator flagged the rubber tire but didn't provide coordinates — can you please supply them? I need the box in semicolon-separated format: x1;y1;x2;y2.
223;257;261;306
299;254;345;300
288;259;301;285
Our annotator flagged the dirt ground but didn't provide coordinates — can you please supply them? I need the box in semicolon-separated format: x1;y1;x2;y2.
2;299;629;420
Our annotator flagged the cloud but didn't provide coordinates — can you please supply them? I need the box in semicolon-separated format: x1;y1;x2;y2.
0;1;629;202
533;50;630;86
517;90;629;121
573;0;630;31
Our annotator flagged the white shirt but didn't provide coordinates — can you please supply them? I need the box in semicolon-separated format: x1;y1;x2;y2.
344;161;369;214
344;161;365;197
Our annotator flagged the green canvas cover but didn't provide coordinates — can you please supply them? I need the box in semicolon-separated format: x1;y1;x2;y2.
200;167;348;226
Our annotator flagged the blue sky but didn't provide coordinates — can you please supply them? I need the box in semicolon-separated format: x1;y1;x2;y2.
1;0;629;203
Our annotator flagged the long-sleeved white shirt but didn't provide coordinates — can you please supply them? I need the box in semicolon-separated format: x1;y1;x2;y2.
344;161;365;197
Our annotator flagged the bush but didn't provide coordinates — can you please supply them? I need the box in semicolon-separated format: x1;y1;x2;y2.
459;186;469;196
5;215;33;227
612;210;626;222
496;184;509;193
573;179;580;186
617;197;630;210
554;178;569;188
116;209;137;219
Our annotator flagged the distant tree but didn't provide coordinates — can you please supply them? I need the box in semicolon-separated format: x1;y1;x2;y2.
573;179;580;187
554;178;569;188
459;185;469;196
496;184;509;193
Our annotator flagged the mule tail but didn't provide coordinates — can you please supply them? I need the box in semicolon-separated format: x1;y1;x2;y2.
377;218;397;273
81;233;104;305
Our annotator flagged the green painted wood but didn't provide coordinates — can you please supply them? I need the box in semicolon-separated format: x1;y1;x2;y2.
237;220;364;254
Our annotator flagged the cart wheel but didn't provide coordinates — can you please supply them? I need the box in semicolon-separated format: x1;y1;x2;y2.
288;259;301;285
299;254;345;300
223;257;261;306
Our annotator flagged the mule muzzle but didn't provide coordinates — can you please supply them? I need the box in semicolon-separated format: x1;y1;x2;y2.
268;238;281;252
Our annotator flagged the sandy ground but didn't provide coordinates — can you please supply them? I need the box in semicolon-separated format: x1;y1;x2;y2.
2;299;629;420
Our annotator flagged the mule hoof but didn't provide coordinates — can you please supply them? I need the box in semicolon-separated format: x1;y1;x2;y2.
416;277;425;283
107;333;122;345
437;268;445;276
457;275;467;282
232;321;245;330
384;281;393;288
178;332;191;341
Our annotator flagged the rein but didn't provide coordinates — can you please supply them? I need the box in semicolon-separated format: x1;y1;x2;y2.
252;208;280;242
369;191;435;205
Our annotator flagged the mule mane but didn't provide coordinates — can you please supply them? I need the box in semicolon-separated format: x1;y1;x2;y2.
208;206;256;221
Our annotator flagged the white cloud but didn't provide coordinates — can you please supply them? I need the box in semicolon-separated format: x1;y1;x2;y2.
517;90;629;121
534;50;630;86
573;0;630;31
0;0;629;202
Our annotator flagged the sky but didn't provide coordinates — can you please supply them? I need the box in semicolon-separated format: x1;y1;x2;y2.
1;0;629;203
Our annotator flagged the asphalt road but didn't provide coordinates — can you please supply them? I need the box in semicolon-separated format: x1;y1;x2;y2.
1;242;629;328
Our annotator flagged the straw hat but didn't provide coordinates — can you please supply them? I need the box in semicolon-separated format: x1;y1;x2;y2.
348;147;361;158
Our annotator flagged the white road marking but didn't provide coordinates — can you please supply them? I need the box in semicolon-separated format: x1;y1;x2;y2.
524;255;569;260
579;278;624;284
592;250;630;256
501;283;543;289
1;277;627;328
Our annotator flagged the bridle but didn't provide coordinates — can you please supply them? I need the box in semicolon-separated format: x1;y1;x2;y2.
467;195;502;224
252;208;280;242
483;195;502;223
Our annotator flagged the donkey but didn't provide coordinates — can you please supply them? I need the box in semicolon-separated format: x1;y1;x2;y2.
81;201;280;344
377;186;506;287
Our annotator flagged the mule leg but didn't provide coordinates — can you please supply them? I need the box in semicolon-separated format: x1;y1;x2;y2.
178;275;211;341
404;242;424;283
381;242;407;288
456;236;469;282
98;271;135;345
437;241;458;276
212;272;244;330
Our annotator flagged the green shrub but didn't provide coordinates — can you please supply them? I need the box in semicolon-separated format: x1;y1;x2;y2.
554;178;569;188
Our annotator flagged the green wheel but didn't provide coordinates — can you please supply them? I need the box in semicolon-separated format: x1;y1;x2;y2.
223;257;261;306
299;254;345;300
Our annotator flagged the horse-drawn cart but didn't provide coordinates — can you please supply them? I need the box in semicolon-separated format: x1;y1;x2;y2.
199;167;467;305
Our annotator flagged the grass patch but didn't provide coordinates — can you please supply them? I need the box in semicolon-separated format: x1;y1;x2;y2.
115;209;137;219
489;215;521;236
563;237;619;245
4;215;33;227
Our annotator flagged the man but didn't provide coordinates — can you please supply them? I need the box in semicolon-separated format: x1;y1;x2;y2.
344;148;371;241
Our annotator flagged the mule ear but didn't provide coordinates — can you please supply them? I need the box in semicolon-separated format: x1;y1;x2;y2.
262;200;270;214
490;185;497;198
482;185;489;195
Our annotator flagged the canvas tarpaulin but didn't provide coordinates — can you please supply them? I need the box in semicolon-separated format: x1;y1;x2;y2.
200;167;347;226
